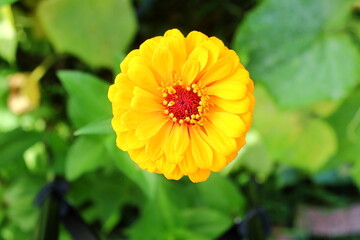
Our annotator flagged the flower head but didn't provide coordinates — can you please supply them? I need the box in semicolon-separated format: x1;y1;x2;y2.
108;29;255;182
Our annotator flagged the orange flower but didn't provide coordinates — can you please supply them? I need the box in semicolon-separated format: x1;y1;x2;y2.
108;29;255;182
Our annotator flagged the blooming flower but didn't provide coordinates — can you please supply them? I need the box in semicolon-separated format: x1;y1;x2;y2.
108;29;254;182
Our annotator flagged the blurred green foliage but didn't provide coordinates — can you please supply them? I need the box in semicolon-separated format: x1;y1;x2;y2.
0;0;360;239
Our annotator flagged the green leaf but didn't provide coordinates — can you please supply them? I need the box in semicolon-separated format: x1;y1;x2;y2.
58;70;111;128
351;160;360;189
104;136;157;199
0;0;18;8
0;129;42;167
4;176;43;232
65;136;108;180
183;208;232;239
234;131;273;181
0;5;17;63
74;118;113;136
197;174;244;216
253;86;337;173
281;119;337;173
37;0;138;68
233;0;360;108
327;88;360;163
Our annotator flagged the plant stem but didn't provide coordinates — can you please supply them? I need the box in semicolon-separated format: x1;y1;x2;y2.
29;55;56;83
246;174;265;240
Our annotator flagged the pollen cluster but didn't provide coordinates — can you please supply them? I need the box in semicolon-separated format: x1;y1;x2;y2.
161;83;209;125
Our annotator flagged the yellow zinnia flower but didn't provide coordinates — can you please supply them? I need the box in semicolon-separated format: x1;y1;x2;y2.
108;29;255;183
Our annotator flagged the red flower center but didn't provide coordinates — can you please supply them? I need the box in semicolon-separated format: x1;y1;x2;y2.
164;86;200;120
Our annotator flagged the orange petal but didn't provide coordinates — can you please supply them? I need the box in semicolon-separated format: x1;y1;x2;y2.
188;169;211;183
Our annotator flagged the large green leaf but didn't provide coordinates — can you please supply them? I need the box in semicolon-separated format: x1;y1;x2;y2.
197;174;245;217
104;135;157;199
253;86;337;173
182;208;232;239
65;136;108;180
233;0;360;108
0;5;17;63
37;0;138;68
281;119;337;172
74;118;113;136
58;71;111;128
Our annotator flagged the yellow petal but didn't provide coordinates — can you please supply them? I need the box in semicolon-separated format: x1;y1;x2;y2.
207;81;247;100
188;46;208;71
164;29;185;38
160;35;187;75
108;85;116;102
178;150;198;175
116;132;128;151
201;50;238;86
127;63;160;96
188;169;211;183
125;131;147;150
201;40;220;69
121;110;149;129
181;59;200;86
145;122;173;160
190;128;213;169
111;116;128;132
139;36;161;59
226;67;251;85
213;96;251;114
152;46;173;81
186;31;208;54
131;87;162;112
156;157;177;174
208;111;246;138
200;121;236;155
164;166;184;180
165;124;189;164
135;113;168;140
120;49;140;72
209;151;227;172
240;112;253;130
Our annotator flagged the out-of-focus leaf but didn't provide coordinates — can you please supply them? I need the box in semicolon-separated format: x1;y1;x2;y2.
37;0;138;68
0;129;42;167
65;136;109;180
58;71;111;128
253;86;302;160
104;135;157;199
197;174;244;216
327;88;360;163
127;183;180;240
4;176;43;232
281;119;337;173
183;208;232;239
0;5;17;63
231;130;273;181
0;0;18;8
233;0;360;108
254;86;337;173
351;160;360;189
74;118;112;136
